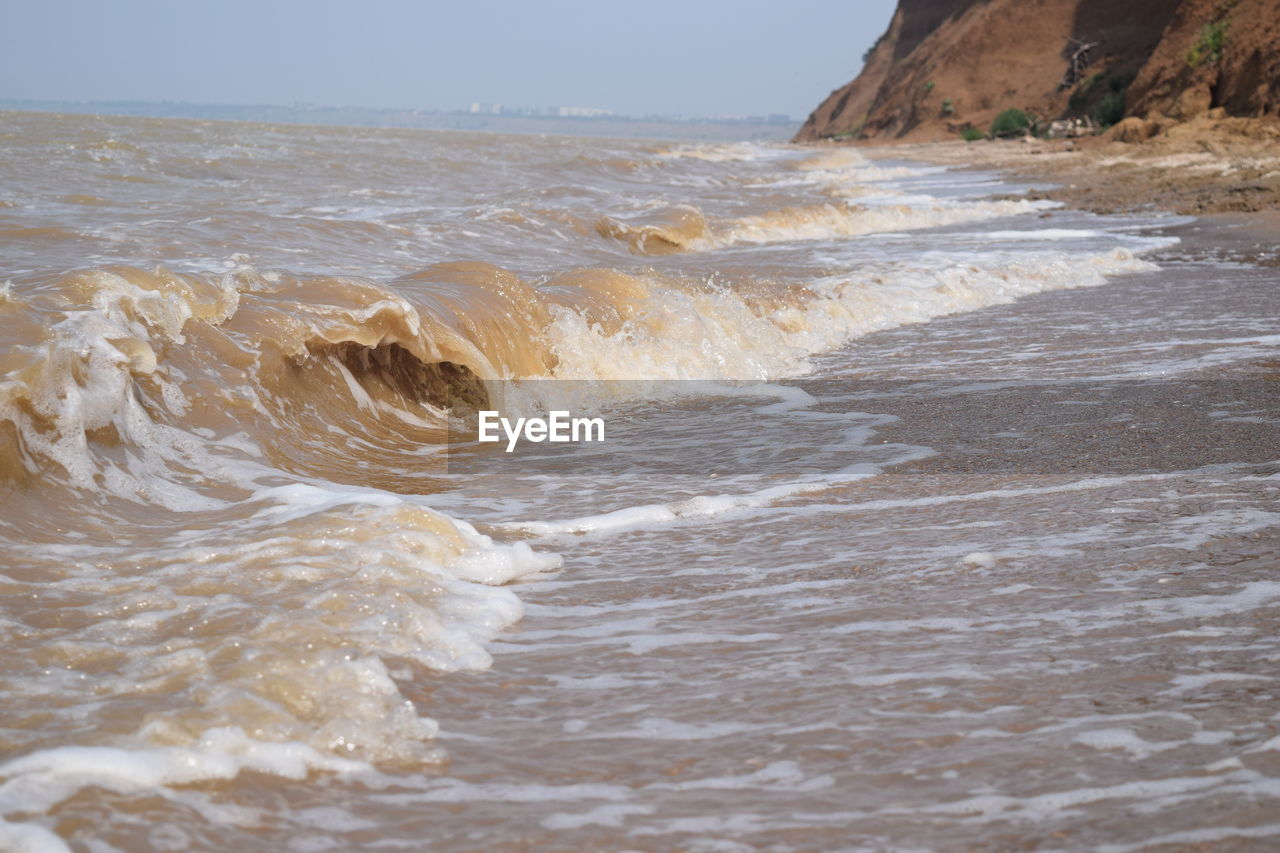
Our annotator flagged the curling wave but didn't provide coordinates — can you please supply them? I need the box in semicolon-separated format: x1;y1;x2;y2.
595;198;1055;255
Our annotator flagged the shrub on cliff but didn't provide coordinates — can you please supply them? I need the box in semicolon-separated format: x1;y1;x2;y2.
1186;18;1229;66
1092;91;1126;128
1069;74;1104;113
990;108;1032;138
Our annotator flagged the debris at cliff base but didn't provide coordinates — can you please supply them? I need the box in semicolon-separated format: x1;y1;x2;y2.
854;114;1280;216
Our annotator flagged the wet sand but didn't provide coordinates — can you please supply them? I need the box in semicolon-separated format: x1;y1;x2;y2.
849;212;1280;478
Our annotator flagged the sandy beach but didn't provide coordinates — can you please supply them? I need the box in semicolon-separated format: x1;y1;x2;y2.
858;115;1280;227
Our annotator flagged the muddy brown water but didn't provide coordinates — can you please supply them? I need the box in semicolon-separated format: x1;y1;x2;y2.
1;111;1278;851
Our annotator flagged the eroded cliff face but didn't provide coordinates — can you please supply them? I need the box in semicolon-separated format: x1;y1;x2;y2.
795;0;1280;143
1128;0;1280;120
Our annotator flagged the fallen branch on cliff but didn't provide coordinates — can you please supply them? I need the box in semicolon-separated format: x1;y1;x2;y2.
1061;38;1101;89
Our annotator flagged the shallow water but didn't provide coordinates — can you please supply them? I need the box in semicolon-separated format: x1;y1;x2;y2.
1;110;1278;851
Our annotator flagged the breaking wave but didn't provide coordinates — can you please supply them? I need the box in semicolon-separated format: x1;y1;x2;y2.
595;199;1055;255
3;244;1156;497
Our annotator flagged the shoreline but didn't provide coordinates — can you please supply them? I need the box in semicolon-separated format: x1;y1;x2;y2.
847;115;1280;238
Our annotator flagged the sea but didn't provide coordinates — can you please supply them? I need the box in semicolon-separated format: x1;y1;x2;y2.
2;110;1279;851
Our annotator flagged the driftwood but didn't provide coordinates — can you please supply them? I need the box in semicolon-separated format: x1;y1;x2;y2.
1061;38;1101;89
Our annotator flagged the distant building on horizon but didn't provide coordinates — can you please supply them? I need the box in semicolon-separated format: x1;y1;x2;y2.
554;105;614;118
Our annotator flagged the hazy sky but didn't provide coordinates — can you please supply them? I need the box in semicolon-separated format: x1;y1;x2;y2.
0;0;897;118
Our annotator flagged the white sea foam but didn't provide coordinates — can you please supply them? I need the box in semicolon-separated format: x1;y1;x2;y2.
982;229;1102;240
657;142;771;163
0;729;368;853
546;247;1158;382
701;199;1058;250
1073;728;1180;759
1094;823;1280;853
497;473;877;539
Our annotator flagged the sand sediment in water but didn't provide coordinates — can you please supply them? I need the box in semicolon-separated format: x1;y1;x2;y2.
3;111;1280;850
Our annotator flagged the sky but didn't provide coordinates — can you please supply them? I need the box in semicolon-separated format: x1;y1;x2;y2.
0;0;897;118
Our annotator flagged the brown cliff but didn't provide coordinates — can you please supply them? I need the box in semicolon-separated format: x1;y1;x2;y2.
795;0;1280;143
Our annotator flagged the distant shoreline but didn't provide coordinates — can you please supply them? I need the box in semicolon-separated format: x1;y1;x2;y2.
0;99;799;142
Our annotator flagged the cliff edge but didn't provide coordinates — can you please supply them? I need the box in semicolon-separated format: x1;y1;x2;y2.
795;0;1280;143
